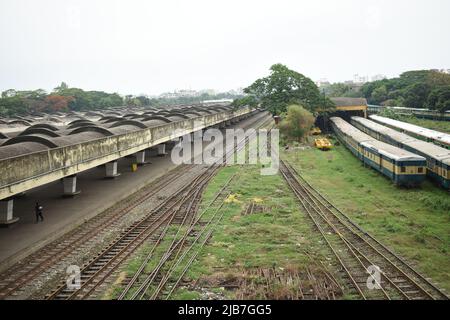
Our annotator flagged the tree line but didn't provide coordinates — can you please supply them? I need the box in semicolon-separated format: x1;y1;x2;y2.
0;82;243;117
323;70;450;112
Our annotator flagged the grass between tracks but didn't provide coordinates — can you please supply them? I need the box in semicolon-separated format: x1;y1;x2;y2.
169;164;354;300
284;137;450;292
104;128;449;299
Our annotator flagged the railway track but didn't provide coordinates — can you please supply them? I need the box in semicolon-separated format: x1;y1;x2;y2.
43;112;273;299
0;164;195;299
46;165;220;300
116;116;273;300
119;173;235;300
0;112;272;299
279;159;448;300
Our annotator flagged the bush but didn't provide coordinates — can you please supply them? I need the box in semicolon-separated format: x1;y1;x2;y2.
278;105;315;142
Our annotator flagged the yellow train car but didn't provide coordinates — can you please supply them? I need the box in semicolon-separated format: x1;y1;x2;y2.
310;127;322;135
315;138;332;151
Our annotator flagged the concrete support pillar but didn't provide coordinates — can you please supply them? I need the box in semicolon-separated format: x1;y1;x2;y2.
63;175;81;197
195;129;204;140
164;141;176;151
0;198;19;226
105;161;120;178
135;151;149;165
157;144;167;156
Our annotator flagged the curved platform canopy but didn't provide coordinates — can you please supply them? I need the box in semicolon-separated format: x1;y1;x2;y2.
27;123;59;131
47;117;63;123
68;119;94;126
108;119;148;129
100;116;125;123
67;121;95;130
69;126;114;137
84;111;104;118
2;135;59;148
8;120;32;126
140;115;173;123
164;112;190;119
18;128;61;138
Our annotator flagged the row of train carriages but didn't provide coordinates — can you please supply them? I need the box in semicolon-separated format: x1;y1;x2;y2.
330;117;427;187
330;116;450;189
350;116;450;189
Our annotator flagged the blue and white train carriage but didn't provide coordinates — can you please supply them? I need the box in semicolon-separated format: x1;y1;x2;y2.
330;117;427;187
351;116;450;189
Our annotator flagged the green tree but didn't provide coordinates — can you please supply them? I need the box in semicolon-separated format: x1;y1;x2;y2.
53;82;69;92
1;89;17;98
360;70;450;108
371;85;388;103
401;83;430;108
278;104;316;142
325;83;353;97
242;64;334;115
0;96;28;116
231;95;258;109
427;86;450;112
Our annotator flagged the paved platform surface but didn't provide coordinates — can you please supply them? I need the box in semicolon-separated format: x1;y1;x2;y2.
0;112;271;270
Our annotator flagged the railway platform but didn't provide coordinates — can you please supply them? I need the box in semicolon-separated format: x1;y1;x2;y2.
0;112;270;271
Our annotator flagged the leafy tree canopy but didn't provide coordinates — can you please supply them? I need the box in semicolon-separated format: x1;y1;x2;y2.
278;104;316;142
237;64;334;115
426;86;450;112
360;70;450;111
0;82;245;117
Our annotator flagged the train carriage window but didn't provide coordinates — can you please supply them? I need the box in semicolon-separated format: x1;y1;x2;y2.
401;166;406;173
418;167;423;173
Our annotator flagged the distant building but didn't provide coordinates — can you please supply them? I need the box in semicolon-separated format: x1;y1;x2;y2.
316;78;331;87
371;74;387;81
202;98;233;105
159;89;200;99
353;74;368;84
224;87;244;96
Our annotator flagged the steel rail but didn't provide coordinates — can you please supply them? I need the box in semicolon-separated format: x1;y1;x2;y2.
0;164;194;298
120;115;272;300
281;159;448;300
287;164;449;300
279;163;368;299
46;167;215;300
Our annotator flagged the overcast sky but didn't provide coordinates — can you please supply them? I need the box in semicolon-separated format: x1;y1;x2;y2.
1;0;449;95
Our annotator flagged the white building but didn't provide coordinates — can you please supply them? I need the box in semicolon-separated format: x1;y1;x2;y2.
371;74;387;81
353;74;368;84
316;78;331;87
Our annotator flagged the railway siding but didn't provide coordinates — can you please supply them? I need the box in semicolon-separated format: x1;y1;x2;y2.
283;143;450;294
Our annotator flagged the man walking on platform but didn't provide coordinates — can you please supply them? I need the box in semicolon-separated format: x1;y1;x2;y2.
35;202;44;223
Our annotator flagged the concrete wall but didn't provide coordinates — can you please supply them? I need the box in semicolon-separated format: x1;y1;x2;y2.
0;107;252;200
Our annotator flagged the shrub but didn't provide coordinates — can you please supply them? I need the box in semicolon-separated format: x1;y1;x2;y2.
278;105;316;142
